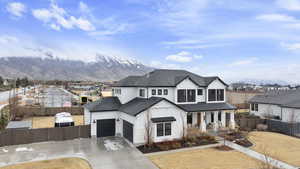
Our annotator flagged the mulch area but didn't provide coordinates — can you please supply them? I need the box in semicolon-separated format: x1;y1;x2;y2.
137;135;218;154
219;131;253;147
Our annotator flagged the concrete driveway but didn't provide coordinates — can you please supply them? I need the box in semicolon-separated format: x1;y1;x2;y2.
0;137;158;169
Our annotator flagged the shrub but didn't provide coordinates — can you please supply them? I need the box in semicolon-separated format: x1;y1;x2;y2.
257;124;268;131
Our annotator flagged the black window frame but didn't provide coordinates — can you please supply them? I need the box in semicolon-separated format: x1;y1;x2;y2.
158;89;162;95
187;89;196;102
197;89;203;96
163;89;168;95
251;103;258;111
152;89;156;95
208;89;216;101
208;89;224;101
165;122;171;136
156;122;172;137
177;89;186;102
139;89;145;97
157;123;164;136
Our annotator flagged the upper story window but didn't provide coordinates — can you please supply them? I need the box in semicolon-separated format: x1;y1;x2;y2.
152;89;156;95
251;103;258;111
113;88;121;95
187;89;196;102
208;89;224;102
163;89;168;95
177;89;196;103
139;89;145;97
197;89;203;96
158;89;162;95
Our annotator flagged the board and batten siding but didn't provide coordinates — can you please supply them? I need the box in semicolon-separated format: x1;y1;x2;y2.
206;79;226;103
133;100;187;144
250;104;282;119
147;87;175;102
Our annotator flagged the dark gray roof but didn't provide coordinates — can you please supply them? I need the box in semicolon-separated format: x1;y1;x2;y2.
249;90;300;108
151;117;176;123
178;102;236;112
84;97;121;112
119;97;180;116
113;69;227;87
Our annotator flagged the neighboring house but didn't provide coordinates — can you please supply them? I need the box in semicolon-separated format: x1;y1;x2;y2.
249;90;300;123
84;69;236;145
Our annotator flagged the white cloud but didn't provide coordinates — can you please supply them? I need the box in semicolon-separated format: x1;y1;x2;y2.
6;2;26;17
79;1;90;14
150;61;181;69
32;1;95;31
280;42;300;50
276;0;300;11
166;51;202;63
161;39;203;45
229;57;258;66
0;35;19;44
256;14;297;22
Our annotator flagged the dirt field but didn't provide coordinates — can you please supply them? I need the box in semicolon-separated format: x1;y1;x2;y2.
26;115;84;128
249;131;300;166
0;157;91;169
149;147;260;169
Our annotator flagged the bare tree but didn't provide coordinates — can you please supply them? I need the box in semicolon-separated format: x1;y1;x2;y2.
180;112;187;141
256;147;281;169
144;109;153;147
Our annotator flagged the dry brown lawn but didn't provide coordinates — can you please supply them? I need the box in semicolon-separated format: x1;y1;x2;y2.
149;147;260;169
0;157;91;169
26;115;84;128
249;131;300;166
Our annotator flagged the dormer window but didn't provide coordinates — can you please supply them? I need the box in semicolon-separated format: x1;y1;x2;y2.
197;89;203;96
158;89;162;95
139;89;145;97
163;89;168;95
152;89;156;95
177;89;196;103
208;89;224;101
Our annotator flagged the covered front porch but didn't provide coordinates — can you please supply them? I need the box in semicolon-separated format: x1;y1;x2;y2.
178;102;237;132
187;111;236;132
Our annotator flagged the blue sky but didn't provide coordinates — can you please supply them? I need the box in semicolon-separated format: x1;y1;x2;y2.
1;0;300;83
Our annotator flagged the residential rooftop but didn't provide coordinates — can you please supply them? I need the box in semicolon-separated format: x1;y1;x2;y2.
112;69;227;87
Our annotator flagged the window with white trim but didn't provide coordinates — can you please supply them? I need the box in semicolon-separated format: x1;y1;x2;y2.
156;122;172;137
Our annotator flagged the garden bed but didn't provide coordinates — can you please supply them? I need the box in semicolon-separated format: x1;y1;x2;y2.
137;133;218;153
219;130;253;147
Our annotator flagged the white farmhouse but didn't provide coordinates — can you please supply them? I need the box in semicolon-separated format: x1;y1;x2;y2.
84;69;236;145
249;90;300;122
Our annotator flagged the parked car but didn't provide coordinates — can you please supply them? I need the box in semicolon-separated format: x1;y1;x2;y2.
54;112;74;127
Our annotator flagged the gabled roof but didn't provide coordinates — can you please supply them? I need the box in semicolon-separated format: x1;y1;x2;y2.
249;90;300;109
119;97;183;116
84;97;121;112
178;102;236;112
113;69;227;87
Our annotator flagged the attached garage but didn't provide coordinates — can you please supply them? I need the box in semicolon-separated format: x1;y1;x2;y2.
97;119;115;137
123;120;133;142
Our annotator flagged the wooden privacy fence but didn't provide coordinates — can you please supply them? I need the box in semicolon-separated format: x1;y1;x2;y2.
266;119;300;137
236;117;265;130
0;125;90;147
15;106;84;118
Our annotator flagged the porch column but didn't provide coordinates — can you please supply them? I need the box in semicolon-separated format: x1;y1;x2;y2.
221;111;226;127
200;112;206;132
229;112;235;129
213;111;218;131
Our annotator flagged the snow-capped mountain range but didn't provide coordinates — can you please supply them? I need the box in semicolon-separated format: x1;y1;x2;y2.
0;55;152;81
